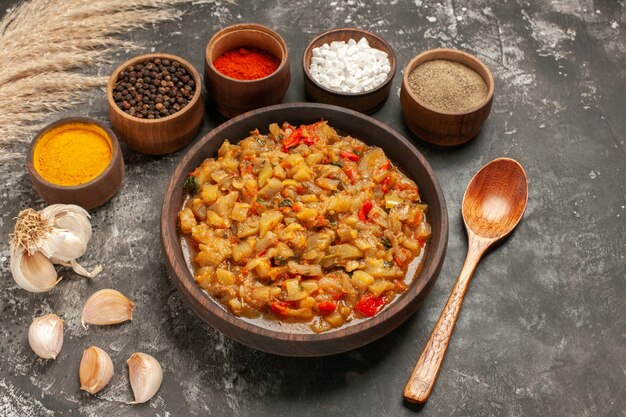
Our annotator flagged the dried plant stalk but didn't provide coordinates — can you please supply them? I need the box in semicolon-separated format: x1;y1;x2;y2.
0;0;205;160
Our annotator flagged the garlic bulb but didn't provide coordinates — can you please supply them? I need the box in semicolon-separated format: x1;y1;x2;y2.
79;346;114;394
28;313;64;359
9;205;102;293
82;289;134;327
127;353;163;404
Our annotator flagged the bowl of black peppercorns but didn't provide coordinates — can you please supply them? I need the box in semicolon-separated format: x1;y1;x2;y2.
107;53;204;155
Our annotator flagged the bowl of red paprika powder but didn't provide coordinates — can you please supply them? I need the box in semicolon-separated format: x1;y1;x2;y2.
204;23;291;118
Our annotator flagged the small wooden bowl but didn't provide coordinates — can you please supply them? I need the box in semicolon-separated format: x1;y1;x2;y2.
204;23;291;118
107;53;204;155
161;103;448;356
400;48;494;146
27;117;125;209
302;28;396;114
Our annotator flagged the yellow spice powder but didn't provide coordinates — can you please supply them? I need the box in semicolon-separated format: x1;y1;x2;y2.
34;122;112;186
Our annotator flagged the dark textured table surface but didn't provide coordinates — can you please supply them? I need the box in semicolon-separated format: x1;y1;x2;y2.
1;1;625;416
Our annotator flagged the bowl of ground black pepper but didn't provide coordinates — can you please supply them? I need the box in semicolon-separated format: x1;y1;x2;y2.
107;53;204;155
400;48;494;146
204;23;290;118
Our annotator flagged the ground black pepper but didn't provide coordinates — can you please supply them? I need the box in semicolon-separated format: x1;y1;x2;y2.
114;58;195;119
408;59;488;113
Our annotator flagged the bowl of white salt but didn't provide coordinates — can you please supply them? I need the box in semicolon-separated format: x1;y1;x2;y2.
302;28;396;114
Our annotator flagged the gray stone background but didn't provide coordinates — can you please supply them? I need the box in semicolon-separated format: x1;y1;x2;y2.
1;0;625;416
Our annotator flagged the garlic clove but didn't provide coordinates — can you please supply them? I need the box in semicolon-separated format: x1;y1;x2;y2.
28;313;64;359
39;228;87;263
127;352;163;404
79;346;114;394
10;247;60;293
42;204;92;243
81;289;134;327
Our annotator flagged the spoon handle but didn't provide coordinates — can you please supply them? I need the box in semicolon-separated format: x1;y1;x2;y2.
403;234;491;404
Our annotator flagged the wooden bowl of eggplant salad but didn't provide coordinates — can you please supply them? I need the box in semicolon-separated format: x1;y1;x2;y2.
161;103;448;356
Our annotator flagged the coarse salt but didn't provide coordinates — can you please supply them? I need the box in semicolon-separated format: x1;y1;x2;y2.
309;37;391;93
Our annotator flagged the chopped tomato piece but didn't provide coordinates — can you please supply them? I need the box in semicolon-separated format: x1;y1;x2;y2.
270;301;296;316
381;175;392;193
317;301;337;315
270;302;289;316
339;150;359;161
358;199;373;221
313;215;329;227
343;164;358;183
282;129;302;150
282;125;317;150
249;202;263;215
333;292;345;301
355;295;385;317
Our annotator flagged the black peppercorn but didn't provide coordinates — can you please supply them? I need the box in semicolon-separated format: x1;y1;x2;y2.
114;57;195;119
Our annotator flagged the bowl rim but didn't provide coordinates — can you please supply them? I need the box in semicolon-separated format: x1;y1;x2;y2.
106;52;202;124
161;102;448;351
402;48;495;116
204;23;289;83
27;116;122;191
302;27;397;98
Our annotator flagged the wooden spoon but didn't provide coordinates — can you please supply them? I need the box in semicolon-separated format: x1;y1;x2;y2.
404;158;528;404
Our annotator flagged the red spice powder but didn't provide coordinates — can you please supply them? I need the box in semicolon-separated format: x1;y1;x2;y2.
214;47;280;80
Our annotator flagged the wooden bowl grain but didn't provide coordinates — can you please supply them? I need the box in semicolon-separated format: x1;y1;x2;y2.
161;103;448;357
400;48;494;146
204;23;291;118
107;53;204;155
302;28;396;114
27;117;125;209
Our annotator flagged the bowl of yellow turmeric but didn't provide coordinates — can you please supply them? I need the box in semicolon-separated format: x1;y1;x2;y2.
27;117;125;209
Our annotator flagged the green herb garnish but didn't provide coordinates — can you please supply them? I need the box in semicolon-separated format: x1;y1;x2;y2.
183;176;199;194
278;199;293;208
381;236;392;249
273;256;288;266
330;161;343;168
327;215;338;228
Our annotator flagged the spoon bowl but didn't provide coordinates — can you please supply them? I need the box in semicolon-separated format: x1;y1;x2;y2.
463;158;528;240
404;158;528;404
